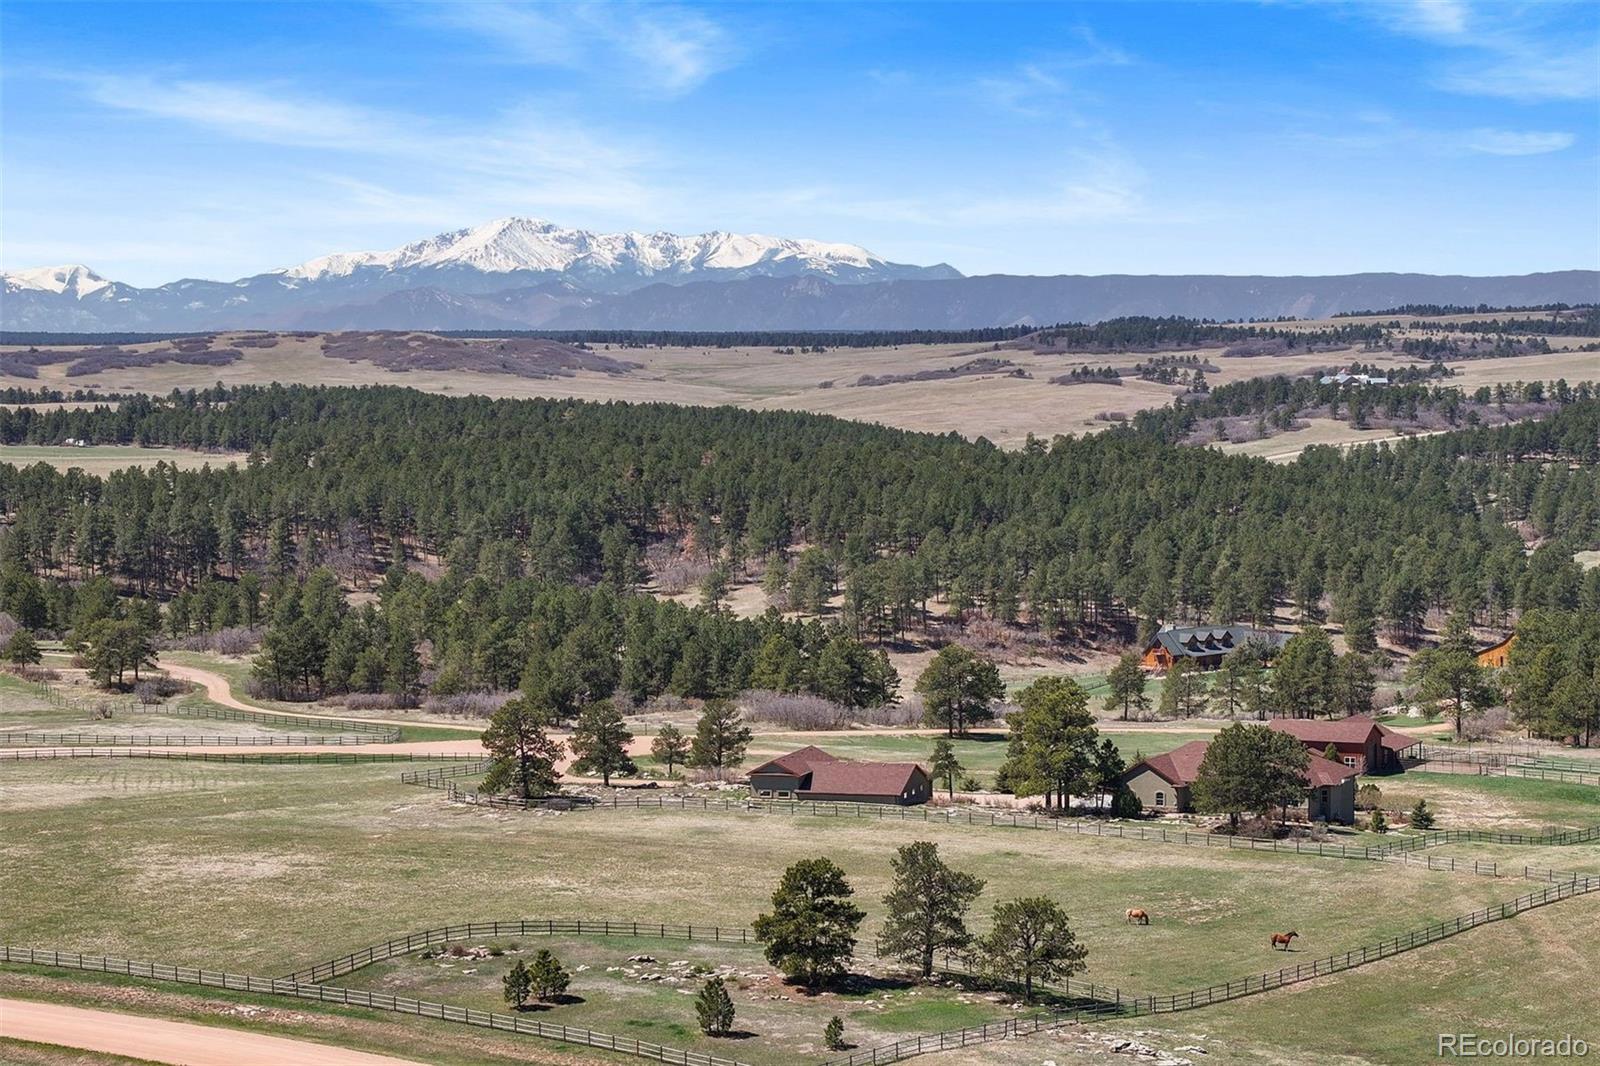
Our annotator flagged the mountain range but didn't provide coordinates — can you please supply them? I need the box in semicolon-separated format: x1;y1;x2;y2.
4;217;1595;332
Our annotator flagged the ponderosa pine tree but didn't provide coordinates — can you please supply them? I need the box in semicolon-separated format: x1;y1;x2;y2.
876;841;985;978
568;700;636;785
753;858;864;989
916;646;1004;737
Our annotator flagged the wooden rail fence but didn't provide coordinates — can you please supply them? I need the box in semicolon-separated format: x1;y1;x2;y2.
0;946;750;1066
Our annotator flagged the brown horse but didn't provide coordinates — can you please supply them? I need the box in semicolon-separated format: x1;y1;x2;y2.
1270;931;1298;950
1125;908;1150;925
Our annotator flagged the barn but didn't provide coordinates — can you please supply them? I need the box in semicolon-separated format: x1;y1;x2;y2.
747;746;933;806
1266;716;1419;774
1119;740;1359;824
1139;624;1292;671
1476;634;1515;668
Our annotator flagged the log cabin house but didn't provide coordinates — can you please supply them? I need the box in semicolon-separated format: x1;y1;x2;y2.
1140;624;1292;671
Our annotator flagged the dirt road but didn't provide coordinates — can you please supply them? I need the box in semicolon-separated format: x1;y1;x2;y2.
0;998;425;1066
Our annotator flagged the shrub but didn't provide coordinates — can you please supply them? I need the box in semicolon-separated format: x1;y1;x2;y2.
163;626;263;655
421;691;514;719
1368;808;1388;833
1355;784;1383;811
695;976;735;1036
1110;787;1143;818
824;1016;846;1051
134;676;190;704
739;690;852;730
15;664;60;682
344;692;420;711
855;697;923;727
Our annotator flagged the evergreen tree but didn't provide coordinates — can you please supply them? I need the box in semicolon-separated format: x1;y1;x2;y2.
481;696;562;800
1191;723;1310;829
650;723;690;777
502;960;532;1010
1335;652;1377;716
527;949;570;1001
824;1016;846;1051
5;627;41;666
1272;626;1338;718
1409;798;1436;830
1106;653;1150;721
694;976;735;1036
1000;676;1099;809
928;738;962;799
569;700;637;785
688;699;753;777
915;646;1004;737
1158;658;1209;718
1407;615;1497;738
972;897;1087;1004
753;858;865;989
876;841;986;978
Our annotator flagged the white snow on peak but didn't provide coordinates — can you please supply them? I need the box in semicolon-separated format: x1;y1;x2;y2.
276;217;886;281
3;264;113;298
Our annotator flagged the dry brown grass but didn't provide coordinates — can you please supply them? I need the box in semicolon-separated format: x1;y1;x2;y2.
3;330;1593;454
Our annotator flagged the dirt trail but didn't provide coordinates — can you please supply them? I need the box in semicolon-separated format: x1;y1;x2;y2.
0;998;425;1066
161;663;405;728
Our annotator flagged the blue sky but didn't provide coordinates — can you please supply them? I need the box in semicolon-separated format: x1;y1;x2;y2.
2;0;1597;285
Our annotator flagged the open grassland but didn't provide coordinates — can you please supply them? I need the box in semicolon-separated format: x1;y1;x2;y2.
1373;772;1600;831
0;444;247;476
7;331;1593;452
916;894;1600;1066
0;760;1563;991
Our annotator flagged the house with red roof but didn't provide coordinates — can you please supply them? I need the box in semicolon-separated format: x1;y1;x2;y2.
1266;716;1419;774
747;746;932;806
1119;739;1359;824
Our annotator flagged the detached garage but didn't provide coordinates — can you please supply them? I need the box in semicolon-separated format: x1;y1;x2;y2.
748;746;933;806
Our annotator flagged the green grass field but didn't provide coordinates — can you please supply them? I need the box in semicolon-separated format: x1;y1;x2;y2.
728;730;1217;787
0;444;247;477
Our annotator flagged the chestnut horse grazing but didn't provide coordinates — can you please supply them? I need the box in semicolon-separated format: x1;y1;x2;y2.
1270;931;1298;950
1125;908;1150;925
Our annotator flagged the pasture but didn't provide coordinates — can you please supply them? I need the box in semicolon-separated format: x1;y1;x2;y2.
1;749;1595;1065
4;330;1593;453
0;444;247;476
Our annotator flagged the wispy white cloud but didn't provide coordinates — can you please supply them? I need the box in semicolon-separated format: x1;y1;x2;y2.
1362;0;1598;101
970;26;1134;117
1284;108;1575;157
420;1;740;96
1463;128;1575;156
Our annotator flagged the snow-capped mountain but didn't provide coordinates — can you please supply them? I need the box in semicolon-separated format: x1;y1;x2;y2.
4;265;114;299
3;219;1595;333
0;217;960;330
275;217;940;288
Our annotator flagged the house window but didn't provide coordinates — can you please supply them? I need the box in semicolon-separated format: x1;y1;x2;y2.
758;789;772;797
776;790;792;799
1343;757;1357;768
1155;791;1166;807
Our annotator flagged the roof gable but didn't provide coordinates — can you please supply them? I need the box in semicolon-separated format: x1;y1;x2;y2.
749;745;841;777
1267;716;1381;746
1149;625;1291;659
1133;740;1210;787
